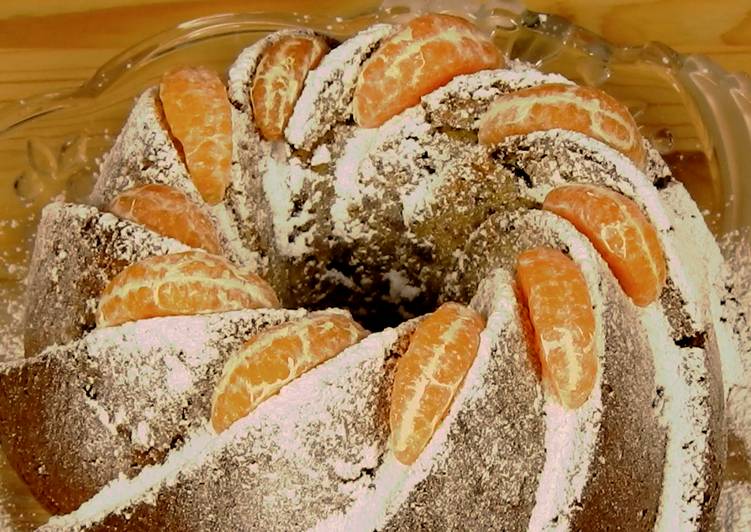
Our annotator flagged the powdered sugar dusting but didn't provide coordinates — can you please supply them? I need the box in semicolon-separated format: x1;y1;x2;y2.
644;306;713;530
523;212;606;531
716;229;751;531
90;89;197;207
498;127;728;528
0;307;305;515
331;127;380;239
505;128;709;334
318;269;546;531
421;67;572;130
286;23;394;150
383;270;421;302
262;145;324;256
44;320;413;530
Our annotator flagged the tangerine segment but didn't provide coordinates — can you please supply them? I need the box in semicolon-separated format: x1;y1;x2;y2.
543;184;666;307
353;13;502;128
516;247;597;409
389;302;485;465
159;67;232;205
108;184;222;254
211;313;367;432
251;35;329;141
96;251;280;328
478;83;646;169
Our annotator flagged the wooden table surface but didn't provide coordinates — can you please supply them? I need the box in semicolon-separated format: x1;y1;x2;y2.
0;0;749;109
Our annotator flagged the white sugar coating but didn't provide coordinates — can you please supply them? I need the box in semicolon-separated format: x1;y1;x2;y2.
315;269;541;530
321;268;357;290
310;144;332;165
331;127;380;240
0;280;25;364
330;97;450;237
372;106;438;225
84;395;119;437
227;87;273;257
227;28;319;110
515;128;710;333
90;89;198;207
396;115;452;225
285;23;395;149
519;211;606;531
209;202;263;269
44;320;410;530
510;128;730;528
262;146;324;256
717;230;751;393
163;354;192;394
643;305;713;530
716;229;751;531
132;421;152;448
658;181;723;334
383;270;421;302
420;67;572;128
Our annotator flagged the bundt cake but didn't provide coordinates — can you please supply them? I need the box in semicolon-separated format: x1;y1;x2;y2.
0;11;745;531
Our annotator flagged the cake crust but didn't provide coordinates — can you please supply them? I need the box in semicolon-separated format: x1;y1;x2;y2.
2;308;305;513
23;202;188;357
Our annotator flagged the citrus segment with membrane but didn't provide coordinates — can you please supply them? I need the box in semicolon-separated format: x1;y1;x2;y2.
516;247;597;409
108;184;222;254
96;251;280;328
389;302;485;465
211;313;367;432
159;67;232;205
353;13;502;128
251;35;330;141
543;184;666;306
478;83;646;169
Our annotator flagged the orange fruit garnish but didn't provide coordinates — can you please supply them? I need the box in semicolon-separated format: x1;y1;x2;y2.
478;83;646;169
516;247;597;409
543;184;666;307
251;35;329;141
211;313;367;432
389;302;485;465
353;13;502;128
96;251;280;328
159;67;232;205
108;184;222;254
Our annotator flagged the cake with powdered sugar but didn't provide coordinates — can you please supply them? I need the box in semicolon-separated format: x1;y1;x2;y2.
0;11;745;531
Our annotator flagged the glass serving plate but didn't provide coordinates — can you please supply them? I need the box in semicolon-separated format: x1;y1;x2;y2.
0;2;749;530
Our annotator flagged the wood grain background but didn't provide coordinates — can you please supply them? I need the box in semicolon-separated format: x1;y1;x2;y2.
0;0;749;109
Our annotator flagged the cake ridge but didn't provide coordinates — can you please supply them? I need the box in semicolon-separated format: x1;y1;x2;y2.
42;320;416;531
0;307;308;514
